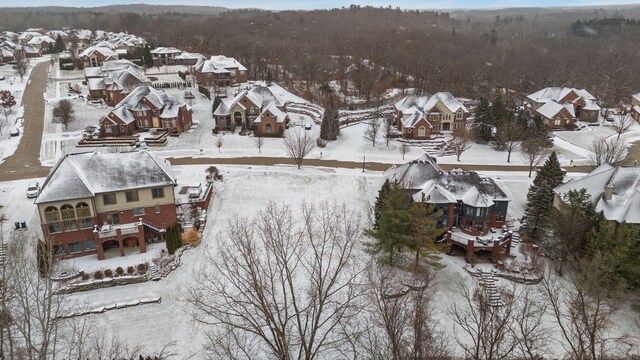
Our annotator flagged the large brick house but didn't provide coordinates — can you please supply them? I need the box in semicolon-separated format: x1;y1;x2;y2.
527;87;600;128
80;46;119;68
213;84;288;135
554;164;640;234
151;47;183;66
85;60;151;105
394;93;469;140
385;154;510;236
194;55;249;87
34;151;178;260
100;86;193;136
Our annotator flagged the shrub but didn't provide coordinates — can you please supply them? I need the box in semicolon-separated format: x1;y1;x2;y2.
104;269;113;277
94;271;104;280
182;228;202;245
127;266;135;274
115;266;124;275
137;263;147;273
81;272;90;281
316;138;327;148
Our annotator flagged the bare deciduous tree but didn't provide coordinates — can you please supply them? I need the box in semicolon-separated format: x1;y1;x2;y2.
15;57;28;82
383;117;394;147
283;129;315;169
363;119;381;147
360;266;451;360
612;114;634;140
187;202;365;360
400;143;409;160
52;99;75;130
588;137;626;167
450;126;475;162
540;260;630;360
493;115;525;163
520;138;550;178
253;136;264;153
215;135;224;153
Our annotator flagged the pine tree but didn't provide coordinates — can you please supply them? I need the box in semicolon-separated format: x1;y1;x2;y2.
521;151;565;241
212;96;222;114
142;44;154;69
472;97;493;143
320;94;340;141
54;34;65;53
365;181;411;265
373;179;391;229
406;194;448;270
587;221;640;288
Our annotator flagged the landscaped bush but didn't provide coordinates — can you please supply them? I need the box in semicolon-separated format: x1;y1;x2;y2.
81;272;90;281
316;138;327;148
127;266;135;274
137;263;147;274
94;271;104;279
115;266;124;275
104;269;113;277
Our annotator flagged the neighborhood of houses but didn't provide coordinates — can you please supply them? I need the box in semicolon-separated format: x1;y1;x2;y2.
1;27;639;265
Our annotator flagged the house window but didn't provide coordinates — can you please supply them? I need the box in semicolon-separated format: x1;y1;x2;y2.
418;126;426;137
155;205;161;214
79;218;93;229
249;108;255;114
64;220;77;231
133;207;145;216
125;190;139;202
151;187;165;199
554;119;561;126
266;123;273;133
44;206;60;223
47;222;62;233
107;212;120;225
456;110;463;120
442;123;451;131
68;242;82;253
218;118;225;126
60;204;75;221
76;202;91;218
105;125;113;133
103;193;117;205
84;240;96;251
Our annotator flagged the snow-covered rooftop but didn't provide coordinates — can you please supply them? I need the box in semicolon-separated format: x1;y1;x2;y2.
535;100;573;120
151;47;182;55
395;92;469;115
254;103;287;123
35;151;176;204
80;46;118;58
554;165;640;224
196;54;247;73
527;87;600;111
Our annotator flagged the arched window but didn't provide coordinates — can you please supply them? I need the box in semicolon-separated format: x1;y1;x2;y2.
418;126;426;137
266;123;273;134
44;206;60;223
60;204;76;221
76;202;91;218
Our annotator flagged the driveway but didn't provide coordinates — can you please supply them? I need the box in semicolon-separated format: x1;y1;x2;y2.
0;61;51;181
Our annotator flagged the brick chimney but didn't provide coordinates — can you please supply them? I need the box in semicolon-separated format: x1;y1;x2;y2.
604;184;614;201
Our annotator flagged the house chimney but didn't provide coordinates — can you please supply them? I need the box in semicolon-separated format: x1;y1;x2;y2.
604;184;614;201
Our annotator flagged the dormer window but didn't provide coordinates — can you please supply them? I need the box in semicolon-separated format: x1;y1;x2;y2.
456;110;463;120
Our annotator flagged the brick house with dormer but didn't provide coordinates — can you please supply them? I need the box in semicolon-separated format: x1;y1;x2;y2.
100;86;192;136
394;93;469;140
35;151;178;260
527;87;601;128
194;55;249;87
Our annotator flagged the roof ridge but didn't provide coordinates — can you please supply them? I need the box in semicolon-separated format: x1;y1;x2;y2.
65;154;96;195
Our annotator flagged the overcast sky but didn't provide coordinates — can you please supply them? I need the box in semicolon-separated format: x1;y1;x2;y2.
7;0;640;10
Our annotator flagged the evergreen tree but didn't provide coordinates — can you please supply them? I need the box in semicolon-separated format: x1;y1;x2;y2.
373;179;391;229
587;221;640;288
521;151;565;240
472;97;493;143
54;34;65;53
212;96;222;114
406;194;448;270
365;181;411;265
320;94;340;141
142;44;154;69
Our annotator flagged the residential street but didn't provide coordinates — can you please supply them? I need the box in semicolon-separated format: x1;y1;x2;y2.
0;61;51;181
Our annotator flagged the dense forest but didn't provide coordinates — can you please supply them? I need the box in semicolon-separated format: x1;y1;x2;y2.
1;4;639;105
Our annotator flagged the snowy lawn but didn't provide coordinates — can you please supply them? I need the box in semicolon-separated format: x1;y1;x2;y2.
61;243;168;275
0;178;45;240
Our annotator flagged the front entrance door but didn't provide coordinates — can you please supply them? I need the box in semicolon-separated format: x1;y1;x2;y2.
152;117;160;128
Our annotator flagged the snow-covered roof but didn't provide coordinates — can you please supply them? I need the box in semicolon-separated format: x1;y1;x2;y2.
80;46;118;58
28;35;55;45
527;87;600;111
84;67;103;78
386;155;509;207
395;92;468;115
35;151;176;204
196;55;247;73
175;52;205;60
151;47;182;55
632;105;640;114
101;59;140;72
554;165;640;224
87;78;105;91
107;68;151;93
110;86;187;120
254;103;287;123
401;107;431;129
535;100;573;120
632;92;640;103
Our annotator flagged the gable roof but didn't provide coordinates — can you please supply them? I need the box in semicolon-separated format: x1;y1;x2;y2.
254;103;287;123
150;47;182;55
535;100;574;120
633;92;640;103
554;165;640;224
196;55;247;73
395;92;468;116
35;151;175;204
527;87;600;111
80;46;118;58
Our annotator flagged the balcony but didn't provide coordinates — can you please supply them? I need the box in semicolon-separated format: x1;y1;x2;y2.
97;222;140;239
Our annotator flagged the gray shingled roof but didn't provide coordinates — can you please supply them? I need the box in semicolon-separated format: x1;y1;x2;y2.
35;151;176;204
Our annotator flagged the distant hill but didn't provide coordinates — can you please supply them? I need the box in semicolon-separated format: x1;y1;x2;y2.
0;3;236;15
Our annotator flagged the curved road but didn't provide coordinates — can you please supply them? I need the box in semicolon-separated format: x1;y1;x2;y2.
0;61;631;182
0;61;51;181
